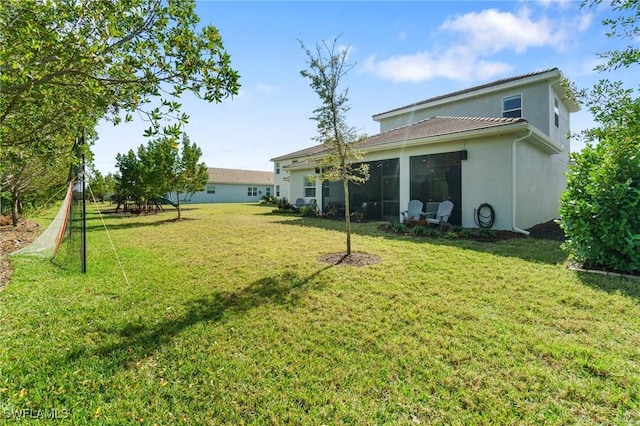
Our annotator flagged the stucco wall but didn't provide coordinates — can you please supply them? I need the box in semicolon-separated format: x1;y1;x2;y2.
181;183;272;204
378;82;552;139
460;136;514;230
287;169;321;204
274;159;293;200
515;142;568;229
282;134;566;230
548;85;572;155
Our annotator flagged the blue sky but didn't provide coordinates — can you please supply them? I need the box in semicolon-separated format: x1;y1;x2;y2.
92;0;637;174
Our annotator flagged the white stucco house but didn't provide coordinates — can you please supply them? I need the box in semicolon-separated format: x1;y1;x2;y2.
271;68;580;232
180;167;274;204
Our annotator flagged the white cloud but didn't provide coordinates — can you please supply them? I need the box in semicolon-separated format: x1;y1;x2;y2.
339;43;355;61
362;7;589;83
577;13;593;32
362;47;513;83
532;0;573;8
439;8;562;54
257;84;279;95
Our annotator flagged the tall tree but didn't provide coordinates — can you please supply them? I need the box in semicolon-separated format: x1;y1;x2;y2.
88;168;115;203
0;135;73;225
1;0;240;144
300;37;369;256
113;133;207;218
0;0;240;219
114;150;141;212
172;135;208;219
559;0;640;274
138;136;179;208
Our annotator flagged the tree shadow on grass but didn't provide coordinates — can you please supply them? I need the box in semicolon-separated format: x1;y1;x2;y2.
84;216;197;232
64;267;332;373
273;217;568;266
575;270;640;302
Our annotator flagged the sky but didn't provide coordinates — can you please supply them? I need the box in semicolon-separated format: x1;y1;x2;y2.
92;0;638;175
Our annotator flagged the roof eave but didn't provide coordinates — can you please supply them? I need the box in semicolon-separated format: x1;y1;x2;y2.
360;122;535;154
372;69;564;122
279;122;563;166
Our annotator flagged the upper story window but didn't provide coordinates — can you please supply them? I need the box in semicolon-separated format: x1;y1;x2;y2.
554;98;560;128
276;162;280;175
304;176;316;198
502;94;522;118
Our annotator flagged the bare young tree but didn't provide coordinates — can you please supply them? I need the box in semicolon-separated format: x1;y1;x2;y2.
300;37;369;256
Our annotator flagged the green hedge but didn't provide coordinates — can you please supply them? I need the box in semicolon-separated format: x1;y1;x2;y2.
560;134;640;274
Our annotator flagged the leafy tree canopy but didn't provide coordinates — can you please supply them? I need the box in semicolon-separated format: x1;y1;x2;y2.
1;0;240;147
560;0;639;274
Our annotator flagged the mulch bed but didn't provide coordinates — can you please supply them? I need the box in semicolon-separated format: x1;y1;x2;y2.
527;220;565;242
0;218;41;289
378;219;565;243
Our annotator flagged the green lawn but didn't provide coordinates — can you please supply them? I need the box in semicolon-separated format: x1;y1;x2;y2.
1;203;639;424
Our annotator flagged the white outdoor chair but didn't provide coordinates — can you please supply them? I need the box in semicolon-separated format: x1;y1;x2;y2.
402;199;424;221
426;200;454;225
294;198;306;210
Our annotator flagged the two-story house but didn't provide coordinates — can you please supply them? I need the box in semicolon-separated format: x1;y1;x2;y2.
271;68;579;232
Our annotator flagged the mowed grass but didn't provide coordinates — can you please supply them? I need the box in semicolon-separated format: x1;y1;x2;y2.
1;203;639;424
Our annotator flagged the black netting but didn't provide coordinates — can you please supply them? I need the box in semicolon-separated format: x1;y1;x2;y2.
52;163;86;273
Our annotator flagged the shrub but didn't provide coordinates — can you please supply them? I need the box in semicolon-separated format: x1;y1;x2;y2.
387;220;407;234
260;195;278;205
478;228;495;239
350;211;364;222
444;231;459;240
560;120;640;274
459;228;476;238
411;225;428;236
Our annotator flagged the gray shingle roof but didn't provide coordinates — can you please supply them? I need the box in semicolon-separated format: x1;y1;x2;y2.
362;115;526;148
372;68;561;119
277;116;527;163
207;168;273;185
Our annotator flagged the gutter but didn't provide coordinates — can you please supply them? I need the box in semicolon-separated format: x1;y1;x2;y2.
512;130;532;236
280;122;535;165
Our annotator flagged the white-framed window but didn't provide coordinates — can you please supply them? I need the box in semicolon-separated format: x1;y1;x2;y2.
304;176;316;198
248;186;258;196
502;94;522;118
276;162;280;175
276;185;280;197
206;184;216;194
266;187;271;197
554;98;560;128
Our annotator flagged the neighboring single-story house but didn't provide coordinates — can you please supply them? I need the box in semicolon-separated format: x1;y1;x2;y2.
271;68;580;232
180;167;274;203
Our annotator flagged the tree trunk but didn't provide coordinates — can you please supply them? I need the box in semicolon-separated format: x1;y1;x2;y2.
343;179;351;255
176;192;182;219
10;188;19;227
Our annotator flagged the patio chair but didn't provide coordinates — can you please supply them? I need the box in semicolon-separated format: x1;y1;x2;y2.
294;197;306;210
401;199;424;221
426;200;454;225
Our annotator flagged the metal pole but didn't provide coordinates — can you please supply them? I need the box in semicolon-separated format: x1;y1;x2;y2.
81;135;87;274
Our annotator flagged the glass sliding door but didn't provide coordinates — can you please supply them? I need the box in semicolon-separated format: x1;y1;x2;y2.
347;158;400;220
410;152;462;225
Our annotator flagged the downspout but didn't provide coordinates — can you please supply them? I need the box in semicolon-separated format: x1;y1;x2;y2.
512;130;532;236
